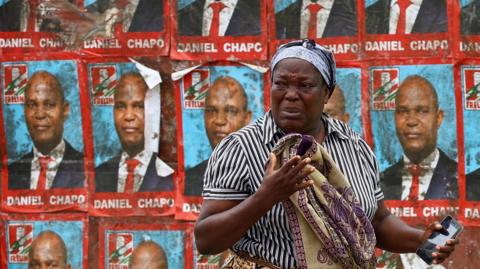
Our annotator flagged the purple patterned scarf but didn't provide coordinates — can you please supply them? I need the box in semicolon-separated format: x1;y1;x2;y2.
272;134;376;269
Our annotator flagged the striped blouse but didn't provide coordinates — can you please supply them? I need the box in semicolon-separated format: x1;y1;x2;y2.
203;111;384;268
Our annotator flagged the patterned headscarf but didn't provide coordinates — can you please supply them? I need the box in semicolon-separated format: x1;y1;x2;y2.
271;39;337;96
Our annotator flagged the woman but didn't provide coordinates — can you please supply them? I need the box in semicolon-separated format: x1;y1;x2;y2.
194;39;458;268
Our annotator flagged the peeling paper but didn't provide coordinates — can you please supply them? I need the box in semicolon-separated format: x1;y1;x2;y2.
129;58;161;154
171;65;202;81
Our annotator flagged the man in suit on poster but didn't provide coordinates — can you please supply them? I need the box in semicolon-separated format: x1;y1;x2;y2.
184;76;252;196
95;72;174;193
0;0;28;32
28;230;71;269
177;0;261;36
461;0;480;35
365;0;447;35
323;85;350;124
8;71;85;190
129;241;168;269
380;75;458;200
275;0;357;39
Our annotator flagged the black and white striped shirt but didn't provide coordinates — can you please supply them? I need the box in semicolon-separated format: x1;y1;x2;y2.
203;111;384;268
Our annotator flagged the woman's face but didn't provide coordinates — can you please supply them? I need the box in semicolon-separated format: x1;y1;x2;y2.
270;58;329;135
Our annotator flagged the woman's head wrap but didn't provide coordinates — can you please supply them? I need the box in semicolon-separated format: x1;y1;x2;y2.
271;39;336;96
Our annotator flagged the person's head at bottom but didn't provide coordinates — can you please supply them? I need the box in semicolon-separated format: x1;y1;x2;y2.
270;39;336;140
28;230;71;269
129;241;168;269
394;75;443;164
113;72;148;158
204;76;252;149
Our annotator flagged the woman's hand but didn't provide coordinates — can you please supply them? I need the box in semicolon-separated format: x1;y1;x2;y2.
256;153;315;206
420;222;460;264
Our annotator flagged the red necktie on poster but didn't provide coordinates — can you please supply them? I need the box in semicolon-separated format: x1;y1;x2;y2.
37;156;52;190
27;2;36;32
407;164;422;201
125;159;140;193
307;2;323;39
209;1;226;37
395;0;412;34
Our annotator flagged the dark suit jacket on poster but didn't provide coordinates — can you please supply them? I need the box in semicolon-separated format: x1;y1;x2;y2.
0;0;24;31
380;149;458;200
8;141;85;190
177;0;260;36
365;0;447;34
95;154;173;192
461;0;480;35
467;168;480;200
184;159;208;196
127;0;164;32
275;0;357;39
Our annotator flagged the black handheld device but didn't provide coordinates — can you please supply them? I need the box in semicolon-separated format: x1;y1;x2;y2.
416;215;463;265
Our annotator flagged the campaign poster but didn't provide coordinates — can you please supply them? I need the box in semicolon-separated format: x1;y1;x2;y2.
460;65;480;226
363;0;452;58
86;59;176;216
459;0;480;56
98;222;190;269
170;0;268;61
173;62;267;220
3;214;87;269
369;63;459;219
328;67;363;136
82;0;170;56
0;0;85;54
268;0;361;61
0;59;88;212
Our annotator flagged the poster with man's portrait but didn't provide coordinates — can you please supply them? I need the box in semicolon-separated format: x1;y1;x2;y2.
369;63;458;206
461;65;480;203
1;59;88;213
364;0;451;58
81;0;170;55
98;222;189;269
88;59;176;217
3;214;87;269
174;63;267;220
268;0;361;61
170;0;268;60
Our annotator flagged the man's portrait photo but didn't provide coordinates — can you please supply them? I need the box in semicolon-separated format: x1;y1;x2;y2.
85;0;164;33
181;66;265;196
0;0;29;32
3;61;85;191
176;0;261;37
274;0;357;39
129;240;168;269
323;68;363;136
370;68;458;201
461;0;480;35
94;71;174;193
462;65;480;201
6;219;84;268
365;0;447;35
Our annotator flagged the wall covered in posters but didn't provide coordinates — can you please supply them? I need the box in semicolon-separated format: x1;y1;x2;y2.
1;0;480;268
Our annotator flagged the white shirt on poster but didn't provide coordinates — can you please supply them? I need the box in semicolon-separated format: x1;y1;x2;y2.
388;0;423;34
300;0;334;38
202;0;238;36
